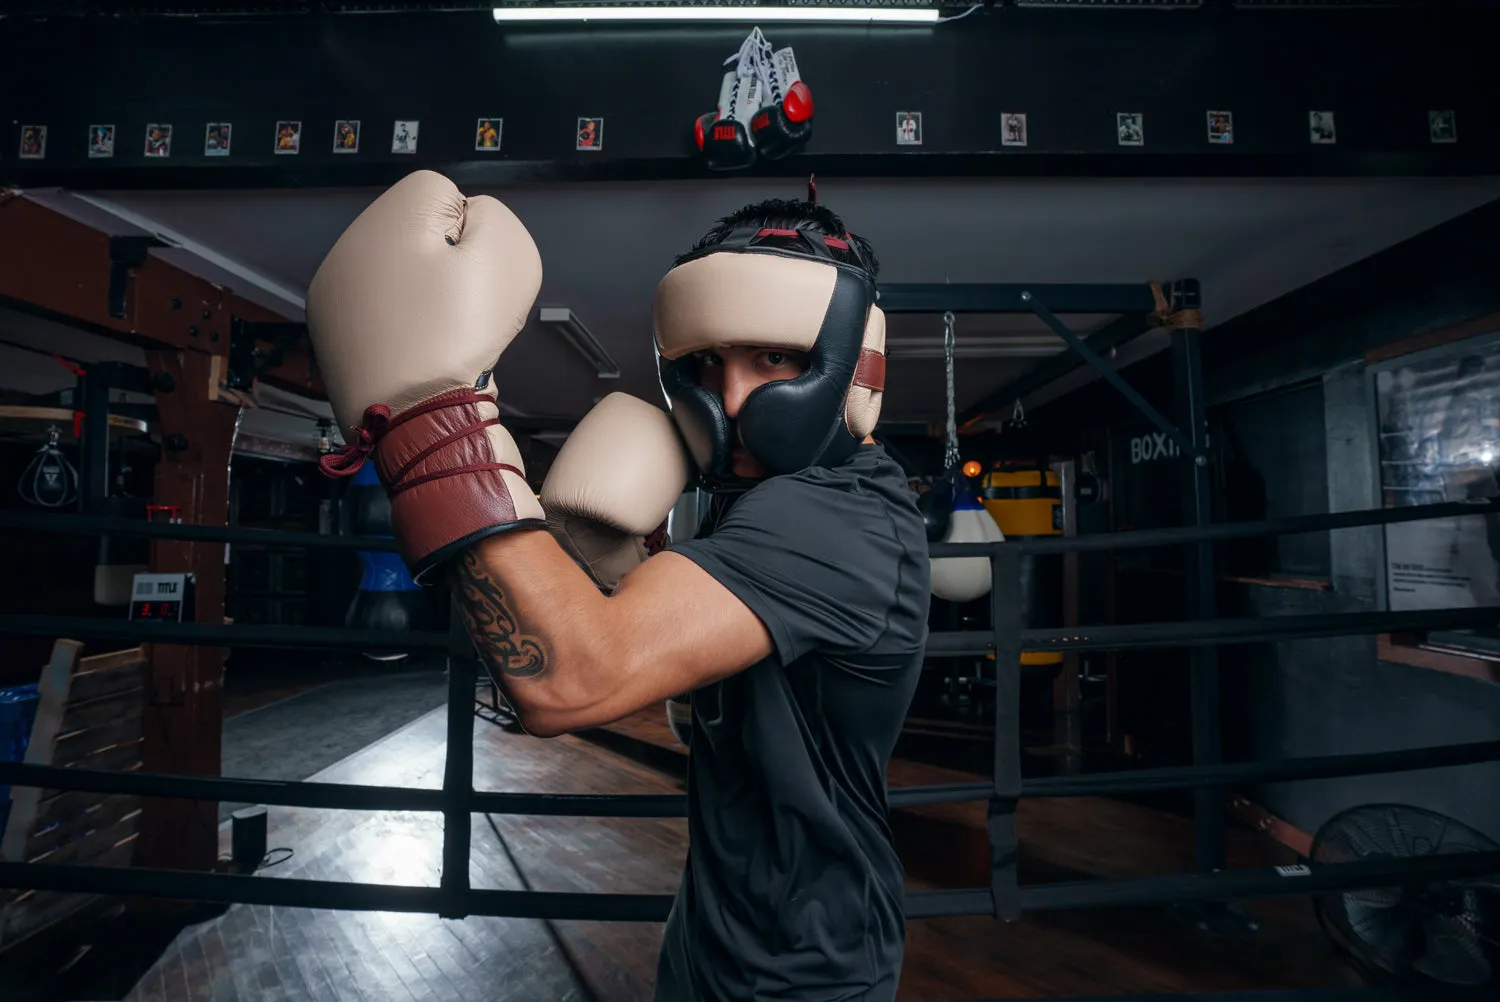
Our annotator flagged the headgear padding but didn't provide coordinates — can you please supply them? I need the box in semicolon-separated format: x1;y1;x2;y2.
653;225;886;493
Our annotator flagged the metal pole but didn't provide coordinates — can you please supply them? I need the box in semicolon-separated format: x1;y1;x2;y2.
1170;323;1224;874
78;364;112;512
988;544;1023;921
440;598;477;919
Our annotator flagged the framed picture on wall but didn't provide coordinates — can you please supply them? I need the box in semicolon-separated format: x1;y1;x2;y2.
1372;328;1500;651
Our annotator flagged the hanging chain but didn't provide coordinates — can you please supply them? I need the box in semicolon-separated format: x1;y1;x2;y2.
943;310;960;472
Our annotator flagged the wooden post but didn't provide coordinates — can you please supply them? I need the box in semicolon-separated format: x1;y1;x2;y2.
137;350;243;872
0;192;323;874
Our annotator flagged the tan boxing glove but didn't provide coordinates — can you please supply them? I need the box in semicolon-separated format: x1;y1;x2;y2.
307;171;544;582
541;392;692;593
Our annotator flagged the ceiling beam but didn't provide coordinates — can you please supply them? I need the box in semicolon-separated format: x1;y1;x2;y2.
0;192;323;399
955;312;1155;429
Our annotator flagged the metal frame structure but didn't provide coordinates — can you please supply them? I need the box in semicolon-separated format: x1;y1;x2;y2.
879;279;1228;881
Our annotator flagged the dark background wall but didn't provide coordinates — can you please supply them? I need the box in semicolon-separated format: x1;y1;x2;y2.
1040;199;1500;843
3;7;1496;187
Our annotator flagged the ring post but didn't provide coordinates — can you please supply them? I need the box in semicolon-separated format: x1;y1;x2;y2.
1167;297;1225;875
988;543;1023;921
440;599;477;920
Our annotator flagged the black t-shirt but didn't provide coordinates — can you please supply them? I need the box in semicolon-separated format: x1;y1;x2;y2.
656;445;931;1002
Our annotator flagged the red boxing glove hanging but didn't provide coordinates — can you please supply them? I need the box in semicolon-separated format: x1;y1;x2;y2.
749;34;813;160
695;33;761;171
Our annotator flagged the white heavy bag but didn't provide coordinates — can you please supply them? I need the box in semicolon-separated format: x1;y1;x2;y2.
930;479;1004;603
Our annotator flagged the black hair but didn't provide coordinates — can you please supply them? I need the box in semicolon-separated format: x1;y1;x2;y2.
678;198;880;279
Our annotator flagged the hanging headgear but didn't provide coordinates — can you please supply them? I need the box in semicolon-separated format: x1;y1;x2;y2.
652;220;887;493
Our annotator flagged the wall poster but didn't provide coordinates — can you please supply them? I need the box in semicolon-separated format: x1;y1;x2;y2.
1374;331;1500;639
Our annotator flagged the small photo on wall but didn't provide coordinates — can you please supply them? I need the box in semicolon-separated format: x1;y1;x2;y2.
475;118;503;151
576;117;603;152
144;123;173;157
896;111;922;147
1116;113;1144;147
1309;111;1336;145
204;122;232;156
391;120;419;154
1429;110;1457;144
334;120;361;153
1001;113;1027;148
1207;110;1234;145
18;125;47;159
275;120;302;154
88;124;115;158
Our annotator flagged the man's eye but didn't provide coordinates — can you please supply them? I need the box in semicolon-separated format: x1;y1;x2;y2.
698;352;723;367
765;352;786;366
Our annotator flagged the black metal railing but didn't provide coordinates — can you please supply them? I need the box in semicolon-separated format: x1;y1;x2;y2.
1;494;1497;927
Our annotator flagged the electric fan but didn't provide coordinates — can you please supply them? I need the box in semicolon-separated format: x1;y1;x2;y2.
1313;803;1499;988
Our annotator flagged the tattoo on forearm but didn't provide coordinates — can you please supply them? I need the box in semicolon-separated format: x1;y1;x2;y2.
451;550;548;679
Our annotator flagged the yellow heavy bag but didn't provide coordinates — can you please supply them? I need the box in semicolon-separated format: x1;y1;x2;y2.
981;466;1063;667
930;475;1004;603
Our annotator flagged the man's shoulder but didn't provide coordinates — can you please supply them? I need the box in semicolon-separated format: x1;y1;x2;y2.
759;446;908;499
741;449;914;520
721;448;924;556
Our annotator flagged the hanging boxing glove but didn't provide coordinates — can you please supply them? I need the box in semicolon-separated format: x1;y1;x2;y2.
697;34;760;171
930;472;1005;604
749;36;814;161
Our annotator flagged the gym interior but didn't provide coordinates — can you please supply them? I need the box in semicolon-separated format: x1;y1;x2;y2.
2;3;1499;1001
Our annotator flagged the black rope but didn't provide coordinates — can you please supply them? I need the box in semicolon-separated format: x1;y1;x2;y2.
3;496;1496;558
5;739;1498;818
3;848;1497;924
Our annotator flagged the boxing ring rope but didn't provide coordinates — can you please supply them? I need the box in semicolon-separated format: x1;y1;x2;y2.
1;494;1499;936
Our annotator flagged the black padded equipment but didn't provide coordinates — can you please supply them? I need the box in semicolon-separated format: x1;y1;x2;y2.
657;225;879;494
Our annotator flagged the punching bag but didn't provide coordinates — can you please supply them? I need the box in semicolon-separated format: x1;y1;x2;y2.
345;463;429;661
930;472;1005;603
981;464;1064;669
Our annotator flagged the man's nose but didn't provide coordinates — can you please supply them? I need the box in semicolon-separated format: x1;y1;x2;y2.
721;365;754;420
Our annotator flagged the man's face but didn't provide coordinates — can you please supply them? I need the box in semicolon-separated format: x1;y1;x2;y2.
694;345;810;479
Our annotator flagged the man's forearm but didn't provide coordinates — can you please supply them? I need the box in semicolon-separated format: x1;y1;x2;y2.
447;529;612;735
450;547;549;679
445;521;773;736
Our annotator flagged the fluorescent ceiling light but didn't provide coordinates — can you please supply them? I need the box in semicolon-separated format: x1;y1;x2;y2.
539;307;621;379
493;6;942;24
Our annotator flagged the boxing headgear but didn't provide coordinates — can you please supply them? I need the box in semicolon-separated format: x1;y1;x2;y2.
652;225;887;493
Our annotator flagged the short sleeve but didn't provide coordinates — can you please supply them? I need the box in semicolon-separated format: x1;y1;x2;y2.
670;472;910;665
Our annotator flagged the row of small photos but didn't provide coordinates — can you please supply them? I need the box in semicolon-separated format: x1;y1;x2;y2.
14;118;524;160
14;108;1462;160
893;110;1460;147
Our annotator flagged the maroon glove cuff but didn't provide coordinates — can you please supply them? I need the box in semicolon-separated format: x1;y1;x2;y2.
320;387;543;583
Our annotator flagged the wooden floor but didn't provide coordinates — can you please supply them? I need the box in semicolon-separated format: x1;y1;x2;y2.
115;704;1366;1002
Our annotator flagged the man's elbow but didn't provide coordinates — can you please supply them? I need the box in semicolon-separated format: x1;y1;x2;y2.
505;677;607;739
512;705;575;739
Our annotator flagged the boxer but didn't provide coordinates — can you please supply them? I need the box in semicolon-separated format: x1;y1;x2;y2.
309;173;930;1002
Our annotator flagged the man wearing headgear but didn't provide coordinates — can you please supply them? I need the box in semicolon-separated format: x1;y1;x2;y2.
307;172;930;1001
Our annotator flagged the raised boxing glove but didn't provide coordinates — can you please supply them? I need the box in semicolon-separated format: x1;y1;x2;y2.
308;170;545;583
541;392;691;594
749;42;813;161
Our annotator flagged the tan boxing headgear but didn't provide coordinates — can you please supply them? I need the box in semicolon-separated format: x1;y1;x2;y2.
652;225;886;493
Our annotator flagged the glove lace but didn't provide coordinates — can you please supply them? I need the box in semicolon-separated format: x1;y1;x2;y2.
317;391;525;496
319;405;390;477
